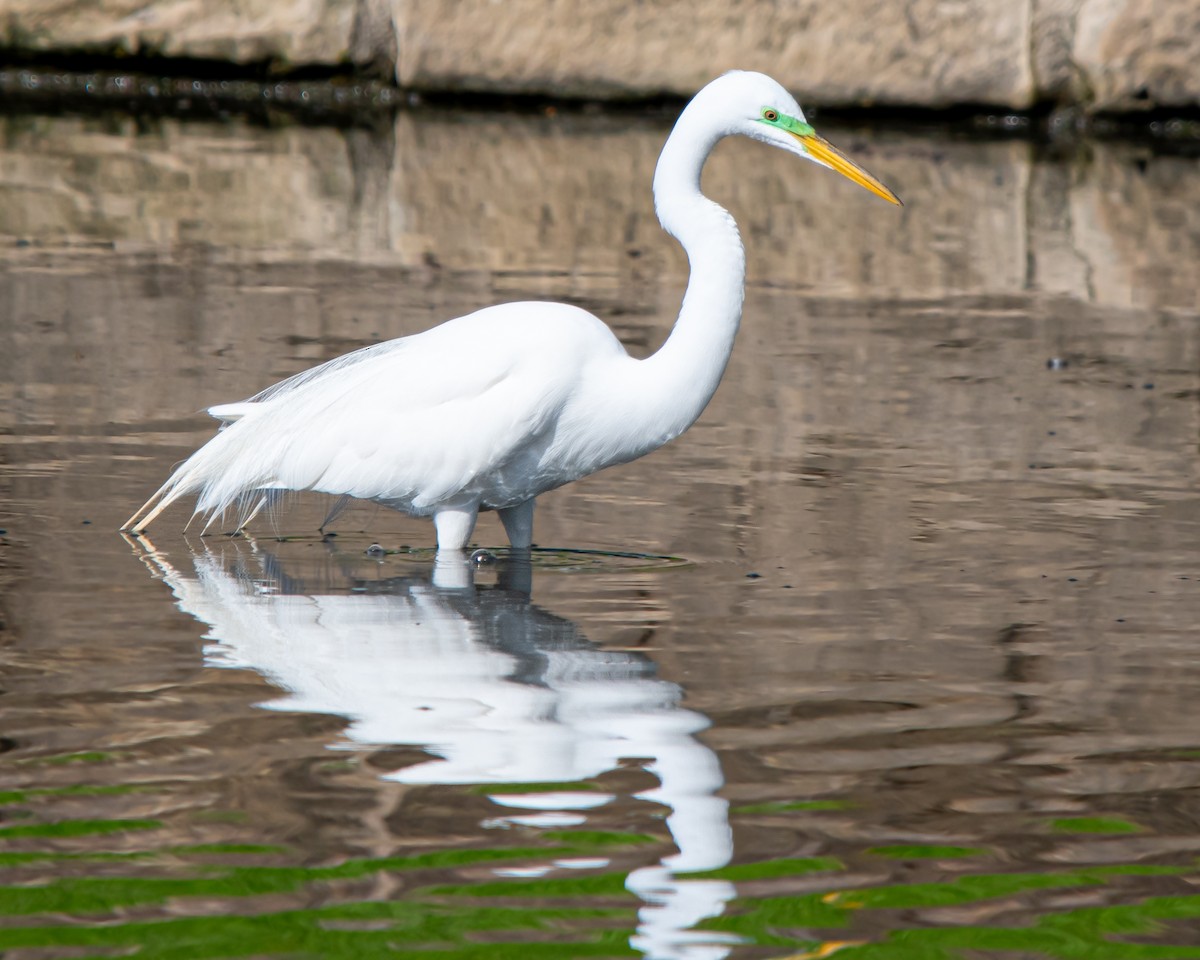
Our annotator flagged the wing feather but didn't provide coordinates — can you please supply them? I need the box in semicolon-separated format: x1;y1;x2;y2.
129;302;615;531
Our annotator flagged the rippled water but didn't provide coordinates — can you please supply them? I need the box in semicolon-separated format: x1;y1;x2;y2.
2;107;1200;959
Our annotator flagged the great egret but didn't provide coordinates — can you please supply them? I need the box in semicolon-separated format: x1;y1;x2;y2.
124;70;901;550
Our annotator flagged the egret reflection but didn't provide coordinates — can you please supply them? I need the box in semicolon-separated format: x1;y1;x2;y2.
132;537;736;960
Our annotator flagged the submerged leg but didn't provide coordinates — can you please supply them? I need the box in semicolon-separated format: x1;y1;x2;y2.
498;499;535;549
433;503;479;551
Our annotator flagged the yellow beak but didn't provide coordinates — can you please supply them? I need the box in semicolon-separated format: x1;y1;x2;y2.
794;132;902;206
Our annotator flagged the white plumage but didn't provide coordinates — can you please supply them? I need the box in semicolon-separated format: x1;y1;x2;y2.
125;71;900;550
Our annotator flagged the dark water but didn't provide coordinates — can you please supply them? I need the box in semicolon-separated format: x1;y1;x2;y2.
2;108;1200;959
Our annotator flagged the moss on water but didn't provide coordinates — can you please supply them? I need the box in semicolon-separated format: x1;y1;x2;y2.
732;799;851;814
27;751;126;766
0;783;153;805
678;856;844;881
473;781;600;795
0;846;578;917
866;845;990;860
2;807;1198;958
539;831;657;847
1049;816;1144;834
0;818;163;839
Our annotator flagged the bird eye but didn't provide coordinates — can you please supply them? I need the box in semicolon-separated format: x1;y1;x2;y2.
762;109;779;122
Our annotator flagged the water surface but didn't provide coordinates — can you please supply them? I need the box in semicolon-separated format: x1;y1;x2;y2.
1;109;1200;958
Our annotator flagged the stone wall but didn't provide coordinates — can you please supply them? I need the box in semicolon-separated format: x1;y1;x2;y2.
0;0;1196;111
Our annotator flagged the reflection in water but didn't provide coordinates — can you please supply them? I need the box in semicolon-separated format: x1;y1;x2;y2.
133;537;735;960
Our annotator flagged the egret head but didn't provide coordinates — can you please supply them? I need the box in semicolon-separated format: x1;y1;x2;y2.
709;71;902;206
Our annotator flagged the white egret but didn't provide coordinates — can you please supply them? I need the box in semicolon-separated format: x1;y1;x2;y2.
124;71;901;550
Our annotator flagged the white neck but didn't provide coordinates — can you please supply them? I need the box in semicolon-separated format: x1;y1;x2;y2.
633;100;746;447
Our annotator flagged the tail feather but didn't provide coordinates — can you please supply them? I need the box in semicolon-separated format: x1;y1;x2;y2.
200;508;223;535
320;495;352;531
123;421;276;534
123;333;420;535
207;402;257;425
124;481;194;533
237;494;270;531
122;468;186;532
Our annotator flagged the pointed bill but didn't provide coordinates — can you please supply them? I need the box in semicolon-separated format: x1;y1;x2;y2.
795;132;902;206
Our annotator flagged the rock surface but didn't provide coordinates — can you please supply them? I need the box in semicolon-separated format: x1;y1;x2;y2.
0;0;1197;110
1073;0;1200;110
0;0;391;71
392;0;1037;108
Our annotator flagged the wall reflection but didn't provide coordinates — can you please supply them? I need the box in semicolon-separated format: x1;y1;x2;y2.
131;536;735;960
1;113;1197;313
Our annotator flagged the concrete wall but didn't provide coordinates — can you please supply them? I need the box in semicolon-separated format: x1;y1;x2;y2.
1;0;1197;111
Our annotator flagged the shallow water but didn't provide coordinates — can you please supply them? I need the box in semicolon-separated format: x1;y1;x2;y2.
2;108;1200;959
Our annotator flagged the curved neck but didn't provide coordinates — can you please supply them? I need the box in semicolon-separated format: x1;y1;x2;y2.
636;104;746;445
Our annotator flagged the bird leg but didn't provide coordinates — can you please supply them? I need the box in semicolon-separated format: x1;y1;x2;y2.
498;499;535;549
433;503;479;551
